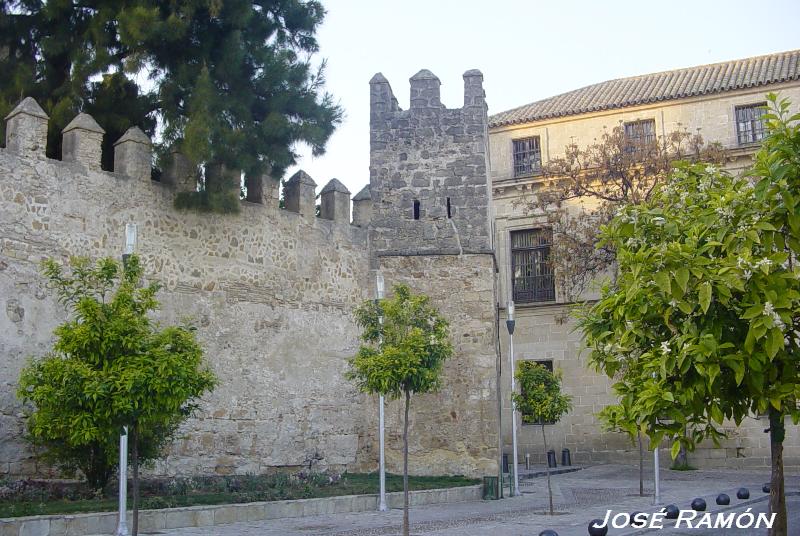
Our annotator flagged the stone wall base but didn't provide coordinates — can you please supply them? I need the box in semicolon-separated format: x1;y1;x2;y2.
0;485;482;535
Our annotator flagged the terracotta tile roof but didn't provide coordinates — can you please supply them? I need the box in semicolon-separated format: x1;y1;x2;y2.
489;50;800;128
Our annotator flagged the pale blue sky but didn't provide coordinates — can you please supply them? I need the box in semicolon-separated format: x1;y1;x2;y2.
288;0;800;196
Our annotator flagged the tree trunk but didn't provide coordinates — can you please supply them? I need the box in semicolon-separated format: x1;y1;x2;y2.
132;423;140;536
768;407;787;536
637;431;644;496
403;390;410;536
541;424;554;515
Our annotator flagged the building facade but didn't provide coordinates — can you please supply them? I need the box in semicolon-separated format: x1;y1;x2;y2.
490;50;800;469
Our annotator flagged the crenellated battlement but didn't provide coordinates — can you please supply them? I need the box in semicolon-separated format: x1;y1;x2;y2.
368;69;492;257
369;68;486;118
2;97;372;229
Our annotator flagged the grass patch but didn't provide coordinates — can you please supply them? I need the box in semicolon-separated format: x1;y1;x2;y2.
0;472;479;518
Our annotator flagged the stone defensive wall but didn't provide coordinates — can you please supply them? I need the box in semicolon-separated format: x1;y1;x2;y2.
0;67;502;482
0;97;376;478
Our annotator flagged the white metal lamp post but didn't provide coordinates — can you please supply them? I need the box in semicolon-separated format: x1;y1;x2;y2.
506;300;521;496
376;272;387;512
652;372;661;506
653;442;661;505
116;223;137;536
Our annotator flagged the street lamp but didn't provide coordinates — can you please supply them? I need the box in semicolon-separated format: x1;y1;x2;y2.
376;272;387;512
506;300;521;497
653;372;661;506
653;441;661;505
116;223;136;536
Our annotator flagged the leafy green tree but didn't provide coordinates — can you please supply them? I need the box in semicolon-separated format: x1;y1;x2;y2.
750;94;800;536
18;255;216;535
512;362;571;515
1;1;342;211
347;284;453;536
580;136;800;535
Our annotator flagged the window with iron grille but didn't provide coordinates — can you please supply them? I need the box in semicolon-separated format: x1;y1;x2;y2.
623;119;656;155
735;103;767;145
519;360;556;425
512;137;542;178
511;229;555;303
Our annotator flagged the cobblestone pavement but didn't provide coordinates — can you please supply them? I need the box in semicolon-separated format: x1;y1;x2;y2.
158;465;800;536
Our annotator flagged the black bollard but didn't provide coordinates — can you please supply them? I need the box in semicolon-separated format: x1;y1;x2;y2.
763;483;771;493
547;449;558;468
561;448;571;467
588;519;608;536
691;498;707;511
539;531;559;536
716;493;730;505
664;504;680;519
737;487;750;499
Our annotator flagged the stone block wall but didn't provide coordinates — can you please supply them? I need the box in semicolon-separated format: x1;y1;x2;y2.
0;102;374;478
377;255;499;477
0;83;503;481
369;69;492;256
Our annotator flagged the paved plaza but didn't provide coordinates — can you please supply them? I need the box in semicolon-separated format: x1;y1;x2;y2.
156;464;800;535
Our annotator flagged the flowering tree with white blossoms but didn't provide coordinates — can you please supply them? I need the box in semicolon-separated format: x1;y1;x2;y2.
580;97;800;535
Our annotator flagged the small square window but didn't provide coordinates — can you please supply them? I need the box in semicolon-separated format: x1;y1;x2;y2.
735;103;767;145
623;119;656;156
512;137;542;178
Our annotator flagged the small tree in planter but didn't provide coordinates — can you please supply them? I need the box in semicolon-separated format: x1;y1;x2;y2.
347;284;453;536
18;255;217;535
513;362;571;514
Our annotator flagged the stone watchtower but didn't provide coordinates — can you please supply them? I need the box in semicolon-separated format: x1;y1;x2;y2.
369;69;492;256
367;69;499;476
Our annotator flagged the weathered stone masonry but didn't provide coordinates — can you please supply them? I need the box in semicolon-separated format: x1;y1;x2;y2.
0;97;373;478
1;69;500;480
368;69;500;476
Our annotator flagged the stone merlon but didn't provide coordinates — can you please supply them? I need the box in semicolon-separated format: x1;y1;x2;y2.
62;112;105;171
284;169;317;222
114;126;152;181
320;178;351;223
5;97;48;121
320;178;350;195
463;69;485;108
370;72;401;117
4;97;49;156
63;112;105;135
410;69;442;109
352;185;372;228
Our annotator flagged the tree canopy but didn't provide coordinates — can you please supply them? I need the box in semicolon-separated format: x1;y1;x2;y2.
580;159;800;454
17;255;217;489
347;283;452;536
579;96;800;534
347;284;453;399
1;1;341;208
512;361;571;514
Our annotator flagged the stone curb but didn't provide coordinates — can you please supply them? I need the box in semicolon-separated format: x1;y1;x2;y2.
519;466;584;479
0;485;482;536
